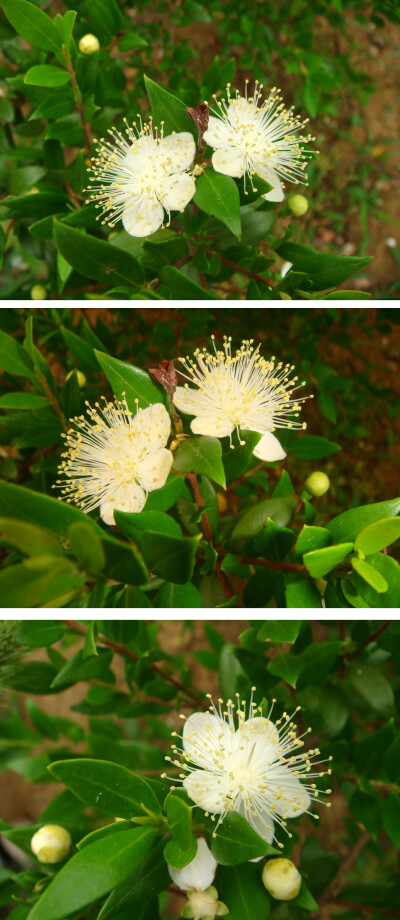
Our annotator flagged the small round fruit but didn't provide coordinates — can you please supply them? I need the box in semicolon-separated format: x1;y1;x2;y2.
262;858;301;901
31;825;72;863
79;33;100;54
30;284;47;300
288;194;309;216
305;471;330;497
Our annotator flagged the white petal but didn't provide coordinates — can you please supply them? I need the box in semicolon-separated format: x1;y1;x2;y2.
159;173;196;213
135;403;171;450
272;776;311;818
191;415;233;438
212;147;246;178
168;838;217;892
183;712;226;769
203;116;233;149
122;197;164;237
253;432;286;462
236;797;275;843
100;481;146;524
183;770;224;813
173;386;203;416
138;447;173;492
159;132;196;172
259;168;284;202
243;717;279;746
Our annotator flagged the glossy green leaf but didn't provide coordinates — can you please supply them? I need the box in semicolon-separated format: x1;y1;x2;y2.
351;557;388;593
256;621;301;643
68;521;105;574
141;532;198;584
296;641;343;689
243;518;295;561
13;621;65;647
354;517;400;555
275;241;371;291
231;496;297;548
0;392;49;409
284;572;322;608
97;839;169;920
210;812;278;865
51;648;113;688
0;518;63;558
164;835;197;869
165;794;192;850
144;474;185;511
26;828;155;920
0;330;36;381
144;76;197;138
351;553;400;608
348;664;395;718
382;794;400;847
114;510;181;543
2;0;62;54
326;498;400;544
48;759;162;818
54;222;144;287
288;435;341;460
153;582;202;607
294;525;332;557
349;790;382;837
267;652;303;687
217;863;271;920
173;436;226;488
304;542;353;577
194;170;241;238
95;350;166;410
24;65;70;87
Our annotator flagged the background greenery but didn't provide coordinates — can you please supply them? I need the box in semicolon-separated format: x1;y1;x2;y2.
0;0;399;299
0;618;399;920
0;306;400;608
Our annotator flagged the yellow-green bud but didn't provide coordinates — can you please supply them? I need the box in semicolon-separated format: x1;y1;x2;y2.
79;33;100;54
262;858;301;901
183;888;229;920
305;471;330;497
65;369;87;388
288;194;309;217
31;825;72;863
30;284;47;300
278;292;292;300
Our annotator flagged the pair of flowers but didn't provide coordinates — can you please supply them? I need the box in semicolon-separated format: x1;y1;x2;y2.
87;82;315;237
56;338;309;524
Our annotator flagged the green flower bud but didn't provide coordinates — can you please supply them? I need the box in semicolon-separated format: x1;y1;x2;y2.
185;889;228;920
31;825;71;863
79;33;100;54
288;194;309;216
30;284;47;300
305;471;330;497
65;369;87;388
262;858;301;901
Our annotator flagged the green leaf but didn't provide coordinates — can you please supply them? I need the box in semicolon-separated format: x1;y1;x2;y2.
13;621;65;647
48;759;162;819
26;828;156;920
221;431;262;484
51;648;113;688
231;496;297;549
54;222;144;287
0;329;36;381
288;435;341;460
210;812;278;865
0;557;84;608
164;835;197;869
158;266;218;299
217;863;271;920
24;65;70;87
294;525;332;558
0;392;49;409
349;790;382;838
68;521;105;574
144;76;197;138
140;532;198;584
296;641;343;689
60;326;99;371
4;660;58;694
351;557;388;593
275;241;371;291
284;572;322;608
114;510;181;543
165;793;192;850
2;0;62;54
94;351;165;410
267;652;303;688
292;881;319;911
243;519;295;561
354;517;400;555
304;542;353;578
384;736;400;782
0;518;64;558
382;795;400;847
327;498;400;544
173;436;226;488
348;665;395;718
351;553;400;608
256;621;301;643
145;474;184;511
153;582;202;607
97;839;169;920
194;171;241;238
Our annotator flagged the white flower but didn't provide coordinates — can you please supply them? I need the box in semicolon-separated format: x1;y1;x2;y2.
202;82;316;202
168;838;217;891
86;120;196;237
164;690;332;844
173;336;310;462
54;397;173;525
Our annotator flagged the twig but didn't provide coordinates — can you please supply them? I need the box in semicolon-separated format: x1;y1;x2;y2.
330;899;400;917
205;248;276;289
345;621;391;660
62;50;92;153
35;374;67;430
187;473;234;601
238;556;305;573
313;830;370;915
62;620;206;708
225;462;265;492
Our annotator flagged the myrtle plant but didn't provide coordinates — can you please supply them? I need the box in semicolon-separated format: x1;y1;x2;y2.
0;0;386;300
1;307;400;609
0;619;399;920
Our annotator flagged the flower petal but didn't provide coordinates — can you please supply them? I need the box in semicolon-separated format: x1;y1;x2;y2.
259;168;284;202
168;838;217;892
122;197;164;237
183;769;225;813
135;403;171;450
253;431;286;462
243;717;279;746
271;775;311;818
173;386;203;416
191;414;233;438
236;797;275;843
203;116;234;149
100;481;146;524
183;712;227;769
212;147;246;178
159;132;196;172
139;447;173;492
159;173;196;213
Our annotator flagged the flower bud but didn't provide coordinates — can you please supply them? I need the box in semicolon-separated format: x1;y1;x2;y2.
305;471;330;497
30;284;47;300
79;33;100;54
288;194;309;216
217;493;227;513
31;825;72;863
182;888;229;920
65;369;87;388
168;838;217;892
262;858;301;901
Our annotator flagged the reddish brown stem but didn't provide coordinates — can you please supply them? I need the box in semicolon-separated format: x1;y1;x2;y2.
225;462;265;492
345;621;391;659
238;556;305;572
62;50;92;153
330;900;400;917
62;620;206;708
205;249;276;288
187;473;234;601
313;830;370;915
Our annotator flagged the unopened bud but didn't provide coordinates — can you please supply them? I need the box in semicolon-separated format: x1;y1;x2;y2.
79;33;100;54
182;888;229;920
262;858;301;901
31;825;71;863
30;284;47;300
305;471;330;497
217;493;227;513
168;838;217;892
288;194;309;216
65;369;87;388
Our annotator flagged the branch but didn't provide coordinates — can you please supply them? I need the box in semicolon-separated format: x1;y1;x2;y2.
345;621;391;660
238;555;305;573
62;50;92;153
313;830;370;915
187;473;234;601
225;461;265;492
330;899;400;917
205;248;276;289
62;620;206;708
